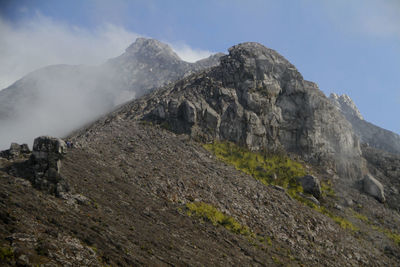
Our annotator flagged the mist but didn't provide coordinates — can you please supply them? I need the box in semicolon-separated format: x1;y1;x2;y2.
0;14;213;150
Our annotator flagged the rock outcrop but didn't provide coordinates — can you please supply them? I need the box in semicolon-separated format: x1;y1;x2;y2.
125;42;363;179
362;173;385;203
329;93;400;155
0;143;30;160
30;136;69;197
329;93;363;120
298;175;321;199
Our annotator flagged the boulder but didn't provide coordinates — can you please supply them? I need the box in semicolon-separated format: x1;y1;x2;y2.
30;136;69;197
298;175;321;199
362;174;385;203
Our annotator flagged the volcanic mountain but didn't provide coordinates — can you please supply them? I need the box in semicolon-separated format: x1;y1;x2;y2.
0;41;399;266
0;38;223;149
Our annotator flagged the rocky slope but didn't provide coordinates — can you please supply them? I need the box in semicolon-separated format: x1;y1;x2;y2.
119;42;363;180
329;93;400;155
0;41;399;266
0;38;223;149
1;122;399;266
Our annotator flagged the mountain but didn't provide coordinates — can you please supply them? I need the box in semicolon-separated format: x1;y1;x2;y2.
118;42;363;180
329;93;400;155
0;38;224;150
1;41;400;266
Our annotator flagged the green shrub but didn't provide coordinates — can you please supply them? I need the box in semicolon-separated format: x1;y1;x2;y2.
186;202;250;235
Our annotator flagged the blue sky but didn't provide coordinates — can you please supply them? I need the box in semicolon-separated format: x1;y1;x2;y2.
1;0;399;134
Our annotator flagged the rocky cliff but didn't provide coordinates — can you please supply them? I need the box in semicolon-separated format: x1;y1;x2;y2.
329;93;400;155
119;42;363;179
0;38;223;149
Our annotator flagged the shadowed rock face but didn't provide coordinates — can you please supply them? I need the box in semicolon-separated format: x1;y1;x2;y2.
124;42;363;179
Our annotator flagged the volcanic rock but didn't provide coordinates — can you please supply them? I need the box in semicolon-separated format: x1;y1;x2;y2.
329;93;400;155
362;173;385;203
30;136;69;197
299;175;321;199
128;42;363;179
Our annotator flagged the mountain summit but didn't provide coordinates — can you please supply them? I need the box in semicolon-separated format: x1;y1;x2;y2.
118;42;362;179
0;38;223;149
125;38;182;61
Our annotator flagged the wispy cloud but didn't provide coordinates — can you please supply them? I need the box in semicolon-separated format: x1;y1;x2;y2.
0;13;138;89
0;12;212;89
170;42;213;62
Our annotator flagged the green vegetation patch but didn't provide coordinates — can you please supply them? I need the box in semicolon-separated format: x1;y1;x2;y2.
186;202;251;236
0;246;14;263
203;141;359;232
372;225;400;246
203;142;306;197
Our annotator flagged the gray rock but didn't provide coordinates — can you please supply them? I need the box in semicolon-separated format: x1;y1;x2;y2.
299;192;320;206
31;136;69;196
299;175;322;199
362;174;385;203
330;93;400;155
0;143;30;160
329;93;363;120
135;42;363;180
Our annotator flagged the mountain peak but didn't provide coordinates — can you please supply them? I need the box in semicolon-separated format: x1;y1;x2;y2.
125;37;181;61
329;93;364;120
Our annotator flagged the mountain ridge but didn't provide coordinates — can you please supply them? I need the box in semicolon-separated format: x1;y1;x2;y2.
0;38;224;149
329;93;400;155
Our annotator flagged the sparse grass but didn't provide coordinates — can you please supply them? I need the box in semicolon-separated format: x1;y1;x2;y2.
321;180;335;198
203;141;358;232
351;210;369;223
203;142;306;197
372;225;400;246
0;246;14;262
186;202;251;236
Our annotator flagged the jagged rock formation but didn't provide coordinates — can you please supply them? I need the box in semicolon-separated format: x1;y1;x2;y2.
106;38;225;96
0;143;30;160
329;93;400;155
123;42;363;179
330;93;363;120
30;136;69;197
0;38;224;149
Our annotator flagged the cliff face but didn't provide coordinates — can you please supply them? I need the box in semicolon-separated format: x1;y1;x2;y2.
329;93;400;155
121;42;363;179
0;38;223;149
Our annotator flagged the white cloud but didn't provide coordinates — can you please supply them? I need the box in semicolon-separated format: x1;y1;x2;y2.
0;13;214;90
170;43;213;63
0;14;139;89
